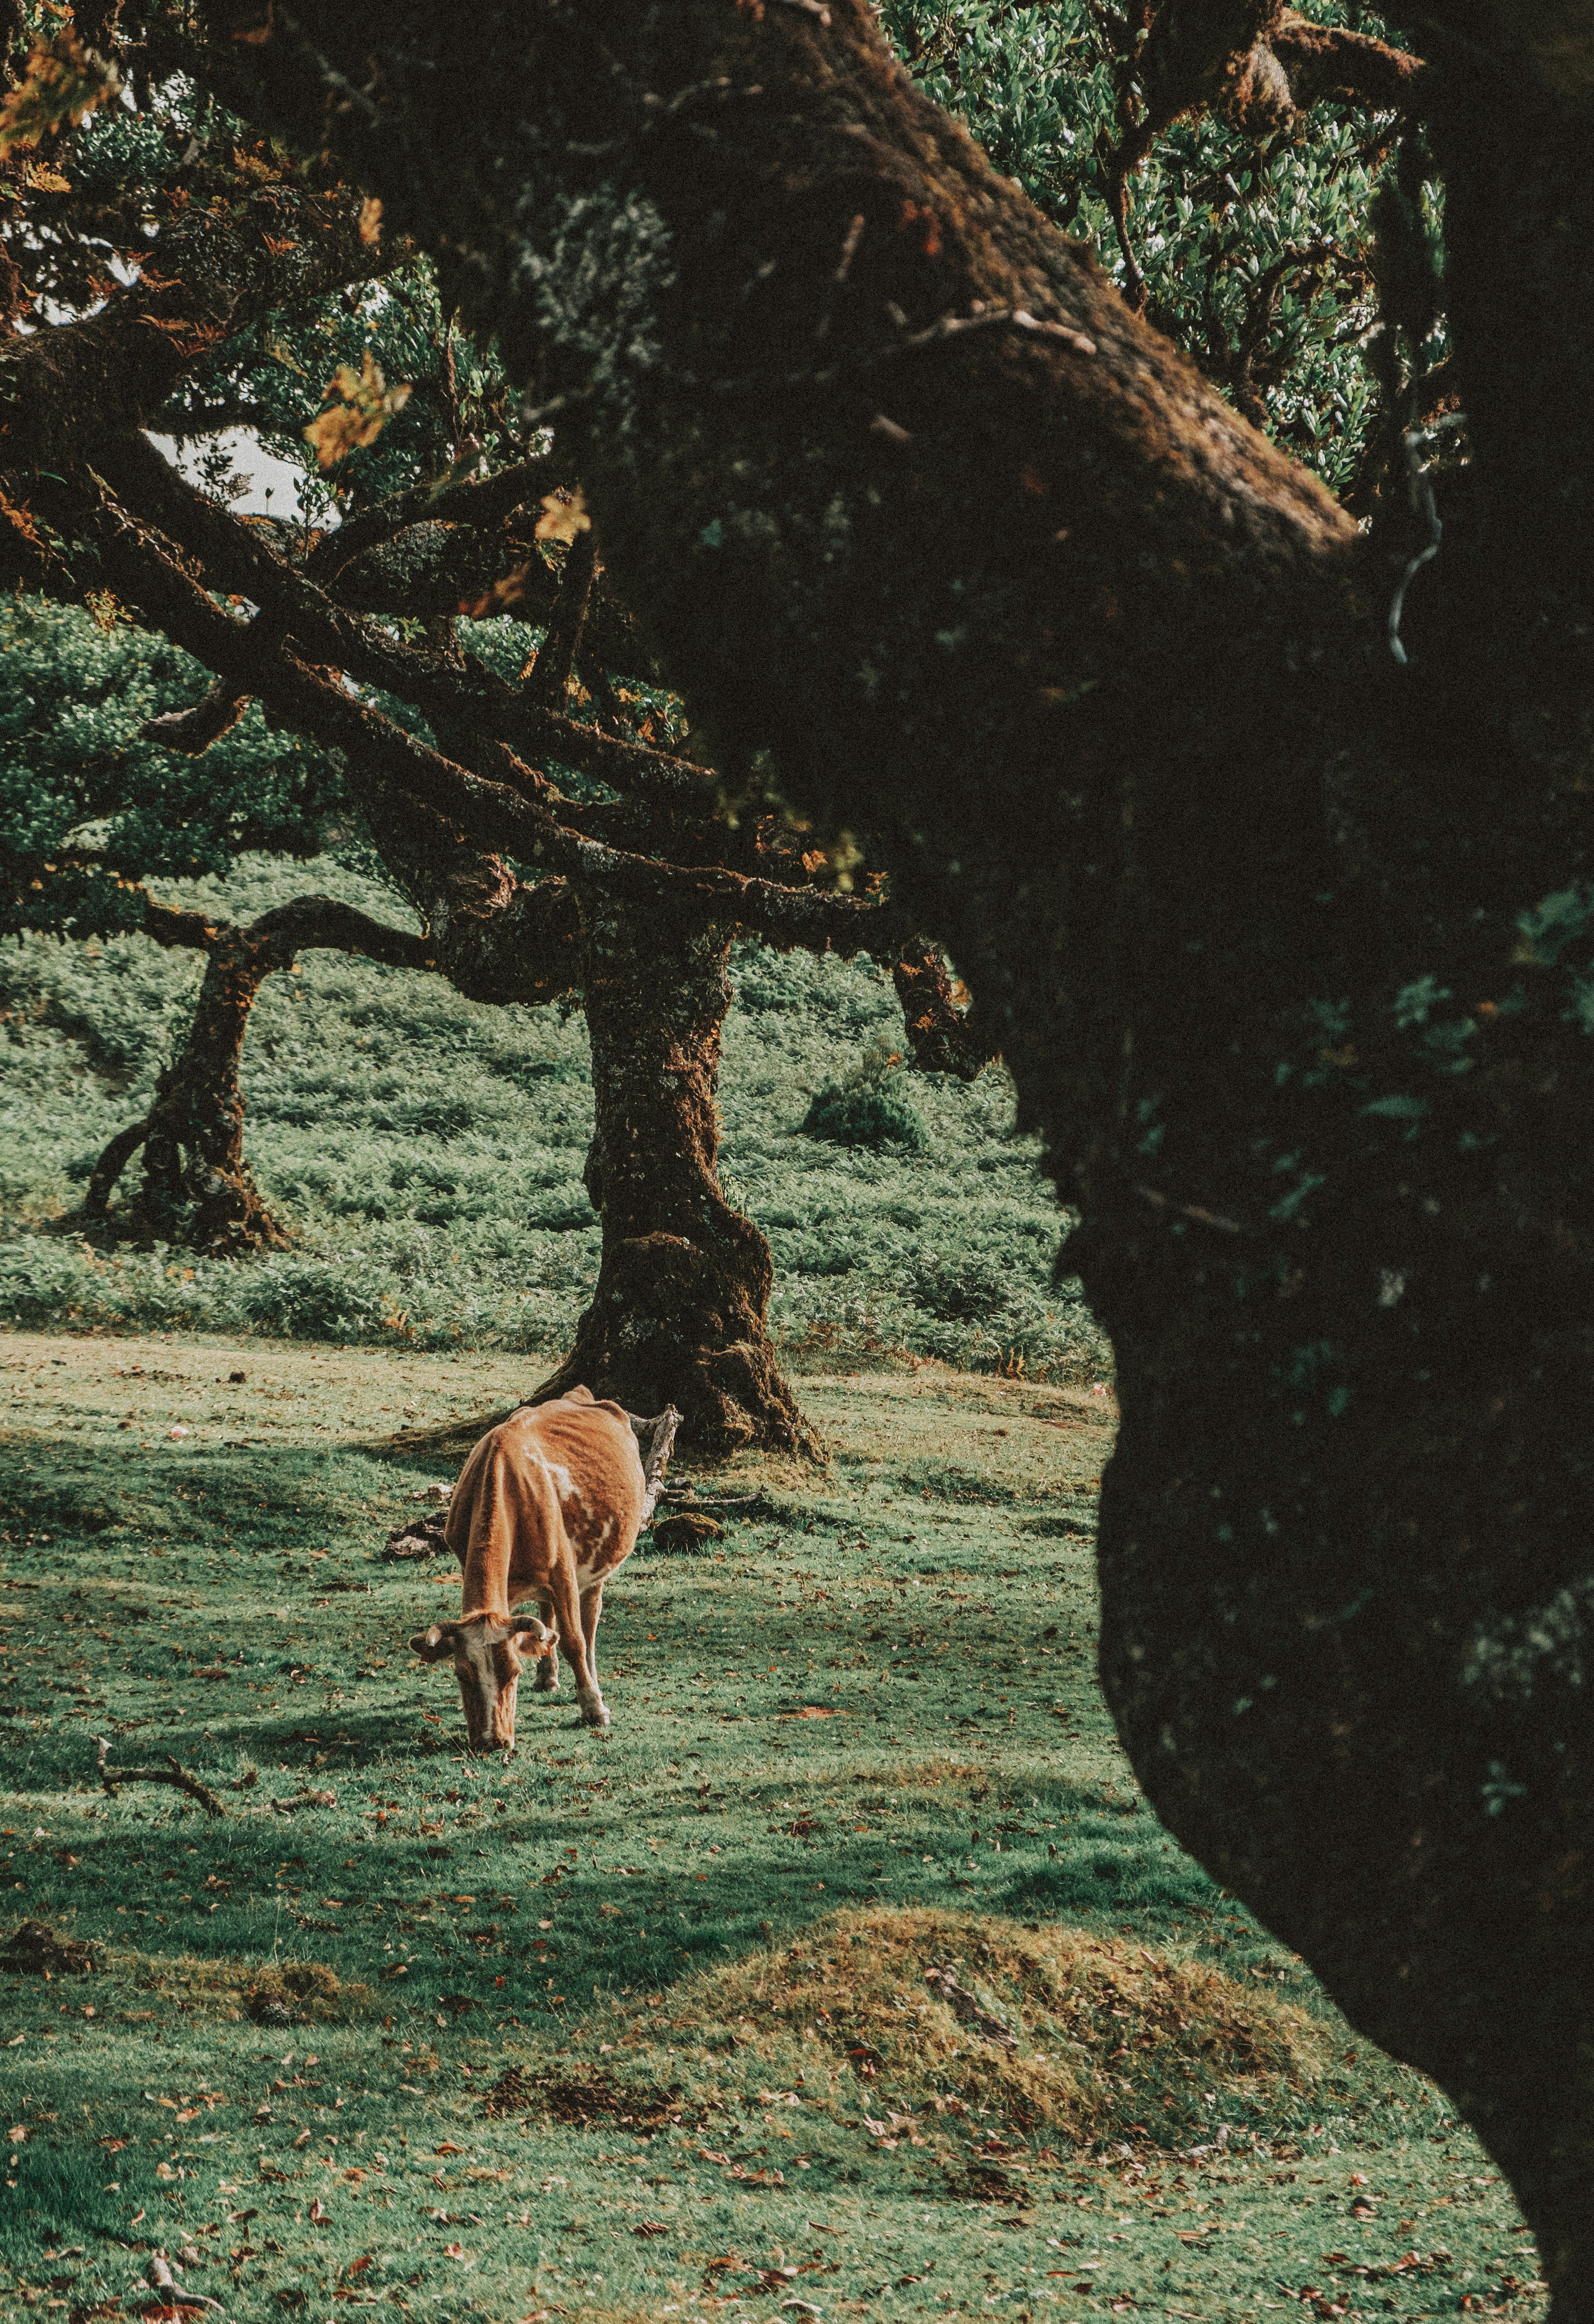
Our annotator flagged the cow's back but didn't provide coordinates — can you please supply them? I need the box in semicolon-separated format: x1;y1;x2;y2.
445;1386;646;1608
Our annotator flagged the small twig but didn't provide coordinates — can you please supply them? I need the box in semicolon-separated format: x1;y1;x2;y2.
1133;1183;1244;1235
707;301;1096;405
1388;413;1466;667
270;1788;338;1815
851;301;1098;371
814;211;866;342
95;1736;225;1818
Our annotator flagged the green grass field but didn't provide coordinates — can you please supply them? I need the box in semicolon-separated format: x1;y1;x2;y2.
0;1333;1547;2321
0;854;1107;1386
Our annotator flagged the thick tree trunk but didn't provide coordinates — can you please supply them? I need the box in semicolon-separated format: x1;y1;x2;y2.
535;891;817;1457
137;926;291;1250
86;897;430;1253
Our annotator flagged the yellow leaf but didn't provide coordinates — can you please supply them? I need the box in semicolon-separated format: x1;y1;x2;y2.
0;32;120;158
534;487;590;545
304;349;412;469
358;195;383;245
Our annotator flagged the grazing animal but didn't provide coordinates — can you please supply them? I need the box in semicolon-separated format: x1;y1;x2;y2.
408;1387;678;1750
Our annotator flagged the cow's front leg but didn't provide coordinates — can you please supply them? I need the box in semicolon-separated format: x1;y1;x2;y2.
550;1570;607;1726
532;1594;560;1692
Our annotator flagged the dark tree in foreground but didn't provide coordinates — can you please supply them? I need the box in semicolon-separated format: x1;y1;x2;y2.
0;59;988;1451
118;0;1594;2305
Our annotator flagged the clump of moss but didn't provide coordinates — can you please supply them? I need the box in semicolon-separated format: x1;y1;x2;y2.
132;1951;369;2022
245;1959;367;2020
650;1511;723;1553
581;1908;1330;2153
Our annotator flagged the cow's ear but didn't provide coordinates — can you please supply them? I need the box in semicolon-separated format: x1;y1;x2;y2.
409;1625;454;1663
511;1625;551;1657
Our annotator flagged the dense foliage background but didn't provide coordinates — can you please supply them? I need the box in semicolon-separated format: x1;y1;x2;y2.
881;0;1426;500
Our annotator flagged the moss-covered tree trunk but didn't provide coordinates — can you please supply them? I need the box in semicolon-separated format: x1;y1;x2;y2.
135;924;291;1251
84;919;294;1251
534;890;816;1455
86;896;430;1252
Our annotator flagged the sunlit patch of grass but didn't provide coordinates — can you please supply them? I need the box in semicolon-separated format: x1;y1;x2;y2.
571;1907;1331;2160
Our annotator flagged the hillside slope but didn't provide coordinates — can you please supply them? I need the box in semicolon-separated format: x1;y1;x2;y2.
0;855;1108;1382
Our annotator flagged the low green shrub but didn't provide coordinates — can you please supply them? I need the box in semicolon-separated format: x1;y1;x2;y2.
802;1077;929;1153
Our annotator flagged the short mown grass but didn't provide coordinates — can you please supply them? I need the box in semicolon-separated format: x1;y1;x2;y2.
0;1335;1548;2319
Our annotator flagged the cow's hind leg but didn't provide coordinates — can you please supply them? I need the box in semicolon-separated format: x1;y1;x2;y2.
548;1568;607;1727
580;1583;605;1708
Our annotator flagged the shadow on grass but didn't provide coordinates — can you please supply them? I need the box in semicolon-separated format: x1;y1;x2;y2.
0;2119;162;2261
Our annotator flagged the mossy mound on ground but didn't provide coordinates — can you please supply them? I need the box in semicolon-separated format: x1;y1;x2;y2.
650;1510;724;1553
126;1951;369;2022
587;1908;1330;2154
801;1077;929;1153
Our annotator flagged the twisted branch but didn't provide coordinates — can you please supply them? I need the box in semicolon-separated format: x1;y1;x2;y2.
95;1735;226;1816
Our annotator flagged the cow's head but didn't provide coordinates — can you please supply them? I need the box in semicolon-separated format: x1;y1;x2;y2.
408;1611;552;1753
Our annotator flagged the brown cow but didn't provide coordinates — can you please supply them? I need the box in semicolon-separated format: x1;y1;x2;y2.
408;1388;678;1751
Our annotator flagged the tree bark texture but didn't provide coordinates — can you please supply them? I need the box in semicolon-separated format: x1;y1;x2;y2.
135;924;292;1251
155;0;1594;2297
88;898;430;1252
353;769;812;1451
534;890;817;1457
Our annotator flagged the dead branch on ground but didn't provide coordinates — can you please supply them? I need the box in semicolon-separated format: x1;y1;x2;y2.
94;1736;226;1816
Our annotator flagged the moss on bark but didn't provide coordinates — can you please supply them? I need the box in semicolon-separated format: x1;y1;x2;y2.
534;890;817;1457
